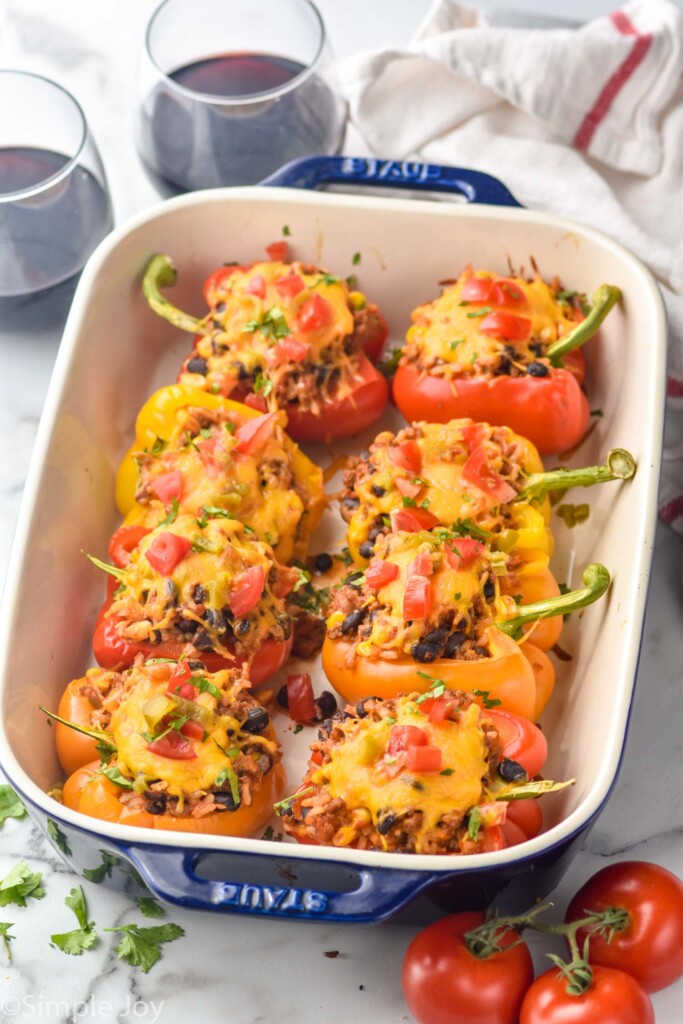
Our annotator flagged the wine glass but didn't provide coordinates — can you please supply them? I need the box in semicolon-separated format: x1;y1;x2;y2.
0;71;113;299
136;0;347;193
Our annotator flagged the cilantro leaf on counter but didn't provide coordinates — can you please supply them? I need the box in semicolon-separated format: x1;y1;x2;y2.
0;785;26;825
105;923;184;973
51;886;97;956
136;896;165;919
0;922;15;960
0;861;45;907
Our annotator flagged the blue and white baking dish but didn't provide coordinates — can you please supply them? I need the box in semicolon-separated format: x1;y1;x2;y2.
0;158;666;923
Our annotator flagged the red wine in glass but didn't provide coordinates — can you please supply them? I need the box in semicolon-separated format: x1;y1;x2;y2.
137;52;345;192
0;147;112;298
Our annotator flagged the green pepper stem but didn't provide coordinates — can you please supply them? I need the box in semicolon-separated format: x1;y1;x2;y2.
546;285;621;364
515;449;636;503
142;254;210;336
496;563;610;640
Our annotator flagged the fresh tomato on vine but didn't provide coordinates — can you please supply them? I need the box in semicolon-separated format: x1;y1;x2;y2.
565;860;683;993
520;965;654;1024
401;911;533;1024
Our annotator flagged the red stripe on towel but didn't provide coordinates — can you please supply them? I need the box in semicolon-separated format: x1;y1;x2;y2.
667;377;683;399
660;495;683;526
573;11;652;152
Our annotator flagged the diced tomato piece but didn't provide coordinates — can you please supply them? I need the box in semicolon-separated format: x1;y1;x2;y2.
408;550;433;577
229;565;265;618
108;525;151;568
489;278;528;308
152;470;183;504
287;673;316;722
166;661;195;697
388;724;428;755
406;745;442;773
403;576;432;620
145;533;192;576
463;446;518;504
244;393;268;413
296;294;333;333
146;730;197;760
272;564;301;599
265;241;288;262
365;559;400;589
428;699;456;725
311;750;324;766
271;337;309;364
391;507;439;533
445;536;486;570
461;277;493;303
203;265;247;307
246;273;267;298
479;312;531;341
395;477;422;500
387;441;422;475
460;423;488;453
180;718;205;741
274;272;305;298
234;411;278;454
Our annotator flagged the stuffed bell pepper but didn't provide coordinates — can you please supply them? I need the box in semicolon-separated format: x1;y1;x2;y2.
392;269;621;455
322;527;610;720
52;657;285;836
143;254;389;442
279;685;569;853
339;418;635;566
91;512;296;683
115;384;325;565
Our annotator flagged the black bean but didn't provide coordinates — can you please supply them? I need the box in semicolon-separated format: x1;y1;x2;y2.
193;628;215;651
359;540;375;560
188;659;206;671
495;357;512;376
341;608;367;635
444;631;466;658
187;356;208;375
527;361;549;378
215;301;226;313
345;570;365;585
314;691;338;721
504;344;517;358
204;607;228;633
529;340;544;356
236;361;251;381
235;618;250;636
277;685;289;708
367;519;385;542
191;583;206;604
176;617;197;635
318;720;333;739
214;790;241;811
483;580;495;601
314;552;333;573
332;708;352;722
411;641;441;663
359;450;371;462
498;758;528;783
241;706;270;734
340;496;360;514
144;792;168;815
356;696;382;718
424;627;448;647
150;630;162;645
474;645;491;658
371;484;386;498
376;812;396;836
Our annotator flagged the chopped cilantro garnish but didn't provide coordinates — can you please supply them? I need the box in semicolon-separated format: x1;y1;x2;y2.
440;769;455;777
51;886;97;956
274;787;315;815
157;498;179;528
242;307;291;341
351;252;361;266
468;806;482;841
466;306;492;318
293;724;304;735
282;225;291;237
449;339;464;350
194;676;222;700
402;496;417;508
378;348;402;378
104;922;184;973
315;273;340;286
253;369;274;396
472;689;502;709
100;765;133;790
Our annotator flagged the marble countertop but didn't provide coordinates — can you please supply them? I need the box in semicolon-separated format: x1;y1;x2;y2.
0;1;682;1021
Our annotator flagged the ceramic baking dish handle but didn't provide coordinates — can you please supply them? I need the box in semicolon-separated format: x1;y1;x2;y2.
128;846;440;922
260;155;522;207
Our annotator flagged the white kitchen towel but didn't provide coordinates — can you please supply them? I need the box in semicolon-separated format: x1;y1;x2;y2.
338;0;683;531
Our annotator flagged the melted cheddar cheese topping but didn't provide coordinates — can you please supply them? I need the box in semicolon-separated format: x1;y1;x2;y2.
315;700;489;847
125;404;323;564
405;270;580;374
346;420;550;563
109;667;277;800
109;514;289;655
181;262;361;404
